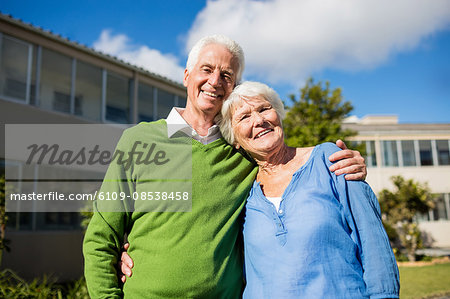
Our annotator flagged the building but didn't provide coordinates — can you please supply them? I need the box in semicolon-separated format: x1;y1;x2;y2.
0;13;187;280
343;115;450;248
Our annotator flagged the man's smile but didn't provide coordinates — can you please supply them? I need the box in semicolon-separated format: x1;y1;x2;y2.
202;90;220;98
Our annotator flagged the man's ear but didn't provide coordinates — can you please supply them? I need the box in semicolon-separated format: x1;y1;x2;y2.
183;69;189;87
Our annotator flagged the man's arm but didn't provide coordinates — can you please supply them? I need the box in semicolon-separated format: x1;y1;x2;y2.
329;139;367;181
118;139;369;282
84;204;129;298
83;131;134;298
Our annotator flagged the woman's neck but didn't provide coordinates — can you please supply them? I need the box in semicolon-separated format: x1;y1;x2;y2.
254;144;297;176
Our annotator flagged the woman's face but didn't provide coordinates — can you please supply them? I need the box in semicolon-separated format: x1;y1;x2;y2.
231;95;284;158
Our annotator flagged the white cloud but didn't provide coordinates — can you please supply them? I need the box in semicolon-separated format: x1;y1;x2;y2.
185;0;450;86
93;30;184;83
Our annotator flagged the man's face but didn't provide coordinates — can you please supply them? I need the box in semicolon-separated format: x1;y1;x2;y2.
183;43;239;117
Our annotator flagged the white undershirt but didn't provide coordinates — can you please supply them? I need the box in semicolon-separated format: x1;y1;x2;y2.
266;196;283;212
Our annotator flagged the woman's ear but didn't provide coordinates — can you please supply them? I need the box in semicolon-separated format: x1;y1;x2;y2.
234;143;240;150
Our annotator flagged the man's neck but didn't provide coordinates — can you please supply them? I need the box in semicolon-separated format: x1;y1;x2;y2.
180;107;216;136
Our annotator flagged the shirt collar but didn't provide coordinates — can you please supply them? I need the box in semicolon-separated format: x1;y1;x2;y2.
166;107;222;144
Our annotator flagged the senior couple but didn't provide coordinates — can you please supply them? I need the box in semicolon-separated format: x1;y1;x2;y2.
83;35;399;298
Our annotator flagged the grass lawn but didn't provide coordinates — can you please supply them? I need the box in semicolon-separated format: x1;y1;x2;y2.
399;262;450;299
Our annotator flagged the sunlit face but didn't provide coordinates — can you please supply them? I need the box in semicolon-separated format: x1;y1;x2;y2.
183;43;239;117
231;95;284;158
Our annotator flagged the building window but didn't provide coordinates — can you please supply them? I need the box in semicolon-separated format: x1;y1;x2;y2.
138;82;154;122
157;88;176;119
419;140;433;166
105;72;130;123
6;212;32;231
365;140;377;167
3;158;99;231
401;140;416;166
417;194;450;222
29;45;38;106
0;35;32;102
381;140;399;166
436;140;450;166
39;48;73;113
35;213;81;230
74;60;102;121
2;160;33;231
432;194;448;221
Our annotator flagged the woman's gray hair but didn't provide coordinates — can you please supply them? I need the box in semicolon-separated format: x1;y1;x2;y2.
218;81;286;145
186;35;245;84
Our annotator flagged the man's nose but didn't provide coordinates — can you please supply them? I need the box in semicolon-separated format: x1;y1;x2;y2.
208;70;221;87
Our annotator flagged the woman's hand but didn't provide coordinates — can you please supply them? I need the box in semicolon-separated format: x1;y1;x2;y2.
119;243;134;283
329;140;367;180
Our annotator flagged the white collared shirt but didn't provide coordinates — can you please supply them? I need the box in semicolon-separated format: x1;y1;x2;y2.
166;107;222;145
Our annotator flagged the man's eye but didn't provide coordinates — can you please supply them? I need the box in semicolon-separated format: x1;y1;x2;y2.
222;73;233;82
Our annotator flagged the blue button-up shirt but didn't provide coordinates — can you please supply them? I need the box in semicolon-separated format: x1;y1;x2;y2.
243;143;400;299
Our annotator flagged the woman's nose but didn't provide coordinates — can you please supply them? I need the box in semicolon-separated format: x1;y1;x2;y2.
252;112;264;125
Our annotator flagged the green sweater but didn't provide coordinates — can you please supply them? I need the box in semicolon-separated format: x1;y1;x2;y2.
83;120;257;298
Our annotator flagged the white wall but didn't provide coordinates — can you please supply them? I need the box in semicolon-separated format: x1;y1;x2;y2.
366;166;450;194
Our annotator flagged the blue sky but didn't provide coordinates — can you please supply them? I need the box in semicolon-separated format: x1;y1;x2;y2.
2;0;450;123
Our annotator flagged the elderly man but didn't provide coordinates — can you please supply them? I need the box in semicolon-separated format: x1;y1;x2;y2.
83;35;366;298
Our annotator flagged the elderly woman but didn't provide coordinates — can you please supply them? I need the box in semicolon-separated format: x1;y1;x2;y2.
218;81;399;298
119;82;399;298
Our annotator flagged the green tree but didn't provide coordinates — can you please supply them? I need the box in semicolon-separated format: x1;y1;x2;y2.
283;77;356;147
378;175;435;262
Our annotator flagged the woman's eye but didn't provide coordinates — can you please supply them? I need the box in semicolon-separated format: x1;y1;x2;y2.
239;115;249;121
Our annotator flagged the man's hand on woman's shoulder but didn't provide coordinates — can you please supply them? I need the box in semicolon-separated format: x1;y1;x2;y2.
329;140;367;181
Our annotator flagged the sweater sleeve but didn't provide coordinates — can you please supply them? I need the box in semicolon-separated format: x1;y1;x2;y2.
83;131;134;299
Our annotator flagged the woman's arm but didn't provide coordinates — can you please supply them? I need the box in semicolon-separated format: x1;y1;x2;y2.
340;179;400;298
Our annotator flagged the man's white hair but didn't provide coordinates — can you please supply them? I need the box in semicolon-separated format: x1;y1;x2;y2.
218;81;286;146
186;35;245;84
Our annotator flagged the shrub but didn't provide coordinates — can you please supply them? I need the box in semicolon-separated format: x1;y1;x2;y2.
0;269;88;299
